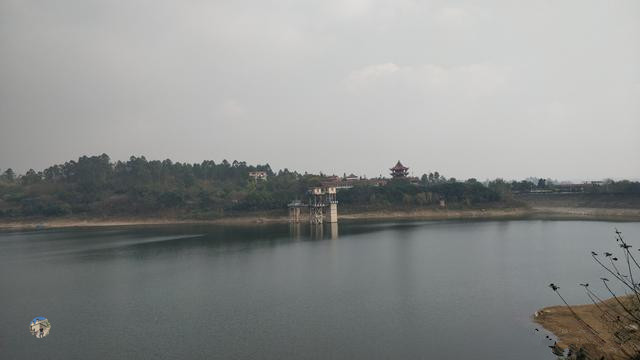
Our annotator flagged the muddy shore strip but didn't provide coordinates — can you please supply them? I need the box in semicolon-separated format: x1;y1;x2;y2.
1;206;639;231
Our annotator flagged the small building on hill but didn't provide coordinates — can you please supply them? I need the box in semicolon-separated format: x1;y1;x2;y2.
248;171;268;181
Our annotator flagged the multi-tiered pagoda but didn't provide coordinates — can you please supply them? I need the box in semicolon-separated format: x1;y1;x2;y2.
390;161;409;178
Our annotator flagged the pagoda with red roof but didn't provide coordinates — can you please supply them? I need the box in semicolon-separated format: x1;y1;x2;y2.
390;161;409;178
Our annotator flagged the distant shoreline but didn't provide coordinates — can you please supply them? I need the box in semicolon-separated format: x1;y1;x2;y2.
1;206;639;231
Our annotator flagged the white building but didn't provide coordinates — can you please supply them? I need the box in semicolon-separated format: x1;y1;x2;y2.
248;171;268;181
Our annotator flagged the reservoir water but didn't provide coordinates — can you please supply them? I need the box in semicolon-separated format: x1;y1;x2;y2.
1;220;639;359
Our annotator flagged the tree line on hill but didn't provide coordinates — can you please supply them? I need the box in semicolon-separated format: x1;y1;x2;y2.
0;154;638;218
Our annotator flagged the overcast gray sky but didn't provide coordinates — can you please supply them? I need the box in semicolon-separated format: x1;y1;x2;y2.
1;0;638;180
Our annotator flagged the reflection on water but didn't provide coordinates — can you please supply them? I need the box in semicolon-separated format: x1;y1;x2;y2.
310;224;323;240
1;220;640;359
289;223;301;240
288;222;339;241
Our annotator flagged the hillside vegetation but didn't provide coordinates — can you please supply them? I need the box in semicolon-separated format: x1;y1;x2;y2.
0;154;638;219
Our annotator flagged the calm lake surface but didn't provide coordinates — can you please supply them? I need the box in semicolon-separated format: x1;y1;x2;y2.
2;220;640;359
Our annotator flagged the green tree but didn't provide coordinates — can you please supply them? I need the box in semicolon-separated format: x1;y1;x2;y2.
537;178;546;188
21;169;41;185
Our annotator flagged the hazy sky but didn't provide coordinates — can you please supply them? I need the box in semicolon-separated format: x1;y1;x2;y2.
1;0;638;180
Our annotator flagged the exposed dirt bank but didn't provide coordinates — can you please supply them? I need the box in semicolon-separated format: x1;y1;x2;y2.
1;205;639;231
527;206;640;221
534;296;639;360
